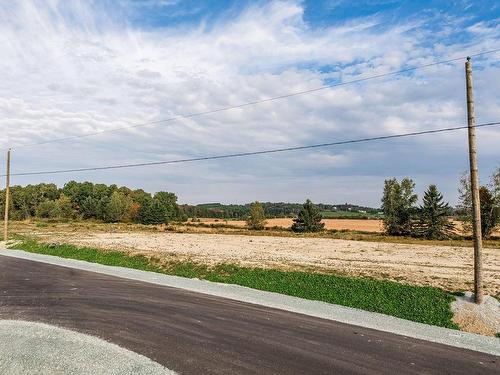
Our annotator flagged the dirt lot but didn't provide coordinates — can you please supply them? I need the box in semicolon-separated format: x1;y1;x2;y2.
194;218;384;232
11;222;500;296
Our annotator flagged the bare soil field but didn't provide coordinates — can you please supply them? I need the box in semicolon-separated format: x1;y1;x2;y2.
10;222;500;296
193;218;384;232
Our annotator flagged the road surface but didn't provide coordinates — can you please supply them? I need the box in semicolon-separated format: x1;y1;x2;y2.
0;256;497;374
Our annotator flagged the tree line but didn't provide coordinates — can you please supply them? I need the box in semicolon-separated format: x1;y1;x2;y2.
181;202;378;219
245;168;500;238
381;168;500;239
0;181;186;224
1;166;498;239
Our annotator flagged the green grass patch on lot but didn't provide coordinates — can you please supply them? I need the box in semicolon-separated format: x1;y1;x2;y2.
9;237;458;330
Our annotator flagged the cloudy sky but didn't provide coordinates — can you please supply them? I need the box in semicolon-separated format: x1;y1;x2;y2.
0;0;499;206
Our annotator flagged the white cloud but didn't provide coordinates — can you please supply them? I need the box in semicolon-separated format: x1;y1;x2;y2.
0;0;498;206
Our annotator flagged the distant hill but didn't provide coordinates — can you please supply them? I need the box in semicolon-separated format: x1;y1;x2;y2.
181;202;381;219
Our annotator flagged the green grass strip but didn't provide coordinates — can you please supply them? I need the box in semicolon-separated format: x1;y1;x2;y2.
10;238;458;329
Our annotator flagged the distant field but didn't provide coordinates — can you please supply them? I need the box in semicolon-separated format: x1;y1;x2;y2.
192;218;499;236
192;218;384;233
319;210;382;219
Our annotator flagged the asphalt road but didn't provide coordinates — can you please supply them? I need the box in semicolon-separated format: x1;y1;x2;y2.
0;256;497;374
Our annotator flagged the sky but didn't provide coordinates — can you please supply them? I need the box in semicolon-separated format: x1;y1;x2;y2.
0;0;499;207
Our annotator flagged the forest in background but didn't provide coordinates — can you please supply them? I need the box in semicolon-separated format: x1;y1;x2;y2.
0;180;380;224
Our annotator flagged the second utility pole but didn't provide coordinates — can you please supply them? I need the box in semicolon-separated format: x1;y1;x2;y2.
3;149;11;242
465;57;483;304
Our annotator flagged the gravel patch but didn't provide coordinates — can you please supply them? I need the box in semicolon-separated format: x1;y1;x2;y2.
452;292;500;337
0;320;176;375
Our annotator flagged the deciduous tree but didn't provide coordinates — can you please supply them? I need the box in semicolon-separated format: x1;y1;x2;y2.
104;191;133;223
457;169;500;238
381;178;418;236
246;201;267;230
479;187;499;239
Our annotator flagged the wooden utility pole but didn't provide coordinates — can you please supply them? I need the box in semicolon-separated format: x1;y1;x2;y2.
465;57;483;304
3;149;11;242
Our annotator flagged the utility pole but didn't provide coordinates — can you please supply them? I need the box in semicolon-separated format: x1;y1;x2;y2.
3;149;11;242
465;57;483;304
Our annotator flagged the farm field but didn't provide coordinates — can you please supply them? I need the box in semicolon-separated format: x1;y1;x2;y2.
193;218;385;232
191;217;499;236
8;221;500;296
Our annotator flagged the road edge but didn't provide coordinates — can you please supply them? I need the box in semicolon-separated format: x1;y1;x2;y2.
1;249;498;356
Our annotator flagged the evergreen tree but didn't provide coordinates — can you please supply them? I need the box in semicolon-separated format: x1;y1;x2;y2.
246;201;267;230
417;185;455;239
291;199;325;233
381;178;418;236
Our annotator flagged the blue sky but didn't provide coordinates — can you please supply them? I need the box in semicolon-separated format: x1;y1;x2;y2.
0;0;498;206
109;1;498;29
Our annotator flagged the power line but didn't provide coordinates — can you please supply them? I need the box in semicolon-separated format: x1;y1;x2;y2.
5;48;500;151
4;121;499;177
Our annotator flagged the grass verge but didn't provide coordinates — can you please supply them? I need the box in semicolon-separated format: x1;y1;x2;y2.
9;237;458;330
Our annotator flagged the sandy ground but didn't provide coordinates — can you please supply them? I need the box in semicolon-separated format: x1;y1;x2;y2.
30;228;500;296
195;218;384;232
